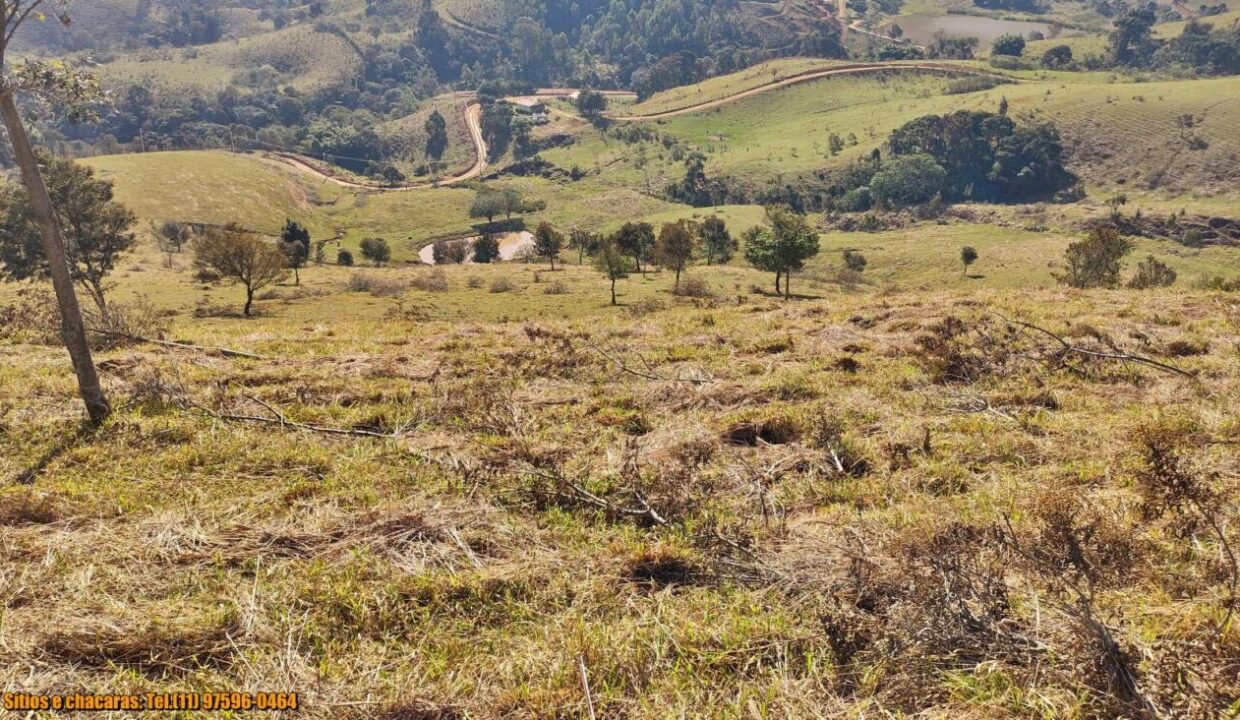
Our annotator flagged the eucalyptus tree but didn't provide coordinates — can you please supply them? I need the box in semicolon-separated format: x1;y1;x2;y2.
1;0;110;424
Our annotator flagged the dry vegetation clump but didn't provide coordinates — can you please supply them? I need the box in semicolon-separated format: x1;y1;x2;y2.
347;271;409;297
2;286;1237;717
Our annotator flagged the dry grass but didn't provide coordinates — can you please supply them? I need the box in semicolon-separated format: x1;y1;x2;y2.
2;284;1238;717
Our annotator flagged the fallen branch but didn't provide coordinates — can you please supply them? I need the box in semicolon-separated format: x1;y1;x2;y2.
992;313;1195;378
584;339;713;386
88;329;267;360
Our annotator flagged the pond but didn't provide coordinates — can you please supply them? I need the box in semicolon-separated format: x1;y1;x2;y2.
894;14;1079;45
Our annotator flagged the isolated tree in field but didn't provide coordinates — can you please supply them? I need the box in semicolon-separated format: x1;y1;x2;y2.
698;216;735;265
1127;255;1177;289
1055;226;1134;288
575;88;607;119
192;225;289;316
593;234;634;305
568;227;599;265
843;249;868;273
960;245;979;275
473;233;500;263
280;219;311;284
0;154;137;320
654;221;696;291
0;0;111;423
828;133;844;156
153;220;190;254
992;33;1025;56
1042;44;1073;68
744;206;820;299
470;189;505;225
424;109;448;159
337;248;354;266
533;221;564;270
614;221;655;275
359;237;391;267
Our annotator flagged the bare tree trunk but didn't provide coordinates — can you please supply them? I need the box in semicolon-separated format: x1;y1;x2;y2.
244;286;255;317
0;88;110;425
610;278;617;305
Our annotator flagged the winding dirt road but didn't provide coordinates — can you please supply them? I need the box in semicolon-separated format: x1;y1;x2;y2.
270;64;1009;190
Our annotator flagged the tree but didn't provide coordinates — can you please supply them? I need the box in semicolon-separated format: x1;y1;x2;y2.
1108;8;1156;66
0;11;110;425
424;109;448;159
473;233;501;263
592;234;634;305
992;33;1026;56
843;249;868;273
502;188;525;220
433;238;469;264
1055;227;1134;288
828;132;845;156
0;154;137;319
699;216;735;265
568;227;599;265
192;224;289;316
337;248;355;266
470;189;506;225
1042;44;1074;68
654;221;696;291
871;154;949;207
359;237;391;267
960;245;979;276
153;220;190;254
1127;255;1176;289
614;221;655;275
575;88;607;119
533;221;564;270
744;206;821;299
279;219;311;285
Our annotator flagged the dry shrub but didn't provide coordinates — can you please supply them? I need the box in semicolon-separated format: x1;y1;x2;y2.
489;277;516;293
1145;634;1240;720
0;286;60;344
807;414;871;476
722;412;801;446
913;315;1016;384
674;276;714;297
83;296;170;349
466;275;484;289
626;298;666;317
542;280;570;295
41;614;240;676
410;269;450;293
348;272;408;297
374;699;464;720
622;544;701;589
1163;339;1208;357
0;491;64;526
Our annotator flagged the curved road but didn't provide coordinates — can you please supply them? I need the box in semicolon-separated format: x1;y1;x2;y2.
270;63;1011;190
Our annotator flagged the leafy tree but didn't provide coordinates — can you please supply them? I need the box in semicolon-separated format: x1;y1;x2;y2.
473;234;501;263
614;221;655;275
470;189;506;225
843;249;868;273
961;245;979;275
698;216;736;265
1042;44;1074;68
869;154;948;207
575;88;607;119
654;221;697;291
1127;255;1177;289
280;219;311;285
568;227;599;265
433;239;469;264
992;33;1026;56
928;33;979;59
0;154;137;318
533;221;564;270
592;234;634;306
153;220;191;254
337;248;355;266
192;224;289;316
480;103;515;161
424;109;448;159
359;237;392;267
502;188;525;220
1108;8;1157;66
1055;227;1134;288
744;206;821;299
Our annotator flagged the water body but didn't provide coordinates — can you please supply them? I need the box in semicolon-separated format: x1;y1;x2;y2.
895;15;1079;45
418;231;536;265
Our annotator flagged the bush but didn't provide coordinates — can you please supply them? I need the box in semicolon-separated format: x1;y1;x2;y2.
410;269;450;293
673;276;714;298
488;277;517;293
944;76;1006;94
837;186;874;212
337;248;354;266
991;33;1026;56
466;275;484;289
1127;255;1176;289
347;272;407;297
1055;227;1134;289
542;280;570;295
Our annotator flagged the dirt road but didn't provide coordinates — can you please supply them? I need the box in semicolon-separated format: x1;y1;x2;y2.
269;65;1006;189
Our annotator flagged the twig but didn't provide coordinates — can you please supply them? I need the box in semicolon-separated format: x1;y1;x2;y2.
88;328;266;359
584;339;712;385
577;653;598;720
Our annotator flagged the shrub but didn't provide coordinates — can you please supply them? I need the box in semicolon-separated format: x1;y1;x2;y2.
410;269;450;293
1055;227;1134;288
1127;255;1176;289
488;277;517;293
542;280;570;295
347;273;407;297
673;276;714;298
991;33;1026;57
337;248;354;266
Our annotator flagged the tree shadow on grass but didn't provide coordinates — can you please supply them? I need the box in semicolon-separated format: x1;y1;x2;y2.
13;420;99;485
